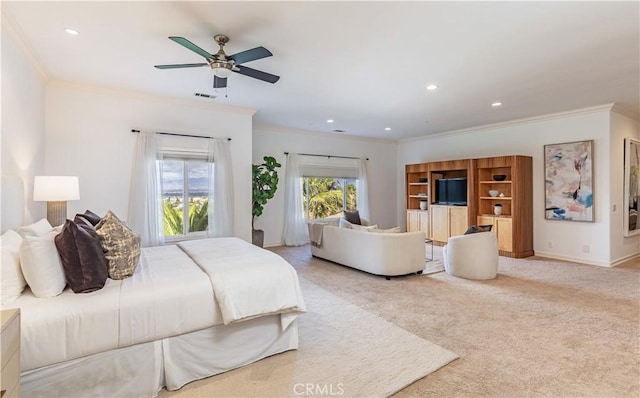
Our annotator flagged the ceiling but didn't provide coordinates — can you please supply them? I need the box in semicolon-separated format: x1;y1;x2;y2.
3;1;639;140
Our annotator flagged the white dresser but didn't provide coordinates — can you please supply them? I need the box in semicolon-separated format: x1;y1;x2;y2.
1;309;20;398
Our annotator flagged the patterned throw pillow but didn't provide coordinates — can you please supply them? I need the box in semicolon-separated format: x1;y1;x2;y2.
95;211;141;280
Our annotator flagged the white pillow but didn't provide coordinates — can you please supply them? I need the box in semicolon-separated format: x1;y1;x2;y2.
351;224;378;231
19;230;66;298
339;218;354;229
17;218;53;237
1;230;26;304
371;226;401;233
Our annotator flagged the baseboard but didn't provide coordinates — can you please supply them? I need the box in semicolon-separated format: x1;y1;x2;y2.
534;251;614;267
610;252;640;267
264;241;284;248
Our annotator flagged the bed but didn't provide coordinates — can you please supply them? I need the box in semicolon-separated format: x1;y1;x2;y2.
0;176;306;397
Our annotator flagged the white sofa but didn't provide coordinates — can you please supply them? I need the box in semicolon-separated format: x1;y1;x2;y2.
443;232;499;280
309;221;425;278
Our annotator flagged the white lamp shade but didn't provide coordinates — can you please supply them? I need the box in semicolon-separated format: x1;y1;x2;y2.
33;176;80;201
213;67;232;78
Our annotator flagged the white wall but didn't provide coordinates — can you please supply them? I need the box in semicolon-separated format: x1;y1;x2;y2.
398;105;616;266
610;111;640;263
253;127;398;247
1;14;47;224
44;82;255;242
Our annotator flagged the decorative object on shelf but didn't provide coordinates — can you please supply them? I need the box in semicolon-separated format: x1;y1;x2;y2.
624;137;640;236
33;176;80;227
419;200;428;210
494;204;503;216
417;193;427;197
252;156;281;246
488;190;499;197
544;140;594;222
492;174;507;181
419;177;428;183
499;193;505;197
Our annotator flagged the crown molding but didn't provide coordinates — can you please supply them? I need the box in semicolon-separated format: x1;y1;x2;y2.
253;123;397;144
611;103;640;120
400;103;617;144
1;6;50;81
47;80;257;116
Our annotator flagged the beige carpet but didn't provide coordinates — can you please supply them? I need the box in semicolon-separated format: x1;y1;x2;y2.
273;245;640;397
159;277;458;398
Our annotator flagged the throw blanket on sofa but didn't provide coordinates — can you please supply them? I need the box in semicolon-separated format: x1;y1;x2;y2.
178;237;306;327
308;222;325;247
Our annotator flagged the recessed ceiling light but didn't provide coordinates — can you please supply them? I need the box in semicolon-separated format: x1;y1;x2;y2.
384;127;391;131
65;28;79;35
326;119;334;123
491;102;503;107
426;84;439;90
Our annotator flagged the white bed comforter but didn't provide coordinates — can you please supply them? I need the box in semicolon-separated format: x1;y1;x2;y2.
178;237;306;326
7;238;304;371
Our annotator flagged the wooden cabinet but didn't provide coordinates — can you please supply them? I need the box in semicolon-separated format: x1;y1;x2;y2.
406;154;532;257
478;215;513;252
430;204;468;242
475;155;533;258
1;309;20;398
406;210;430;238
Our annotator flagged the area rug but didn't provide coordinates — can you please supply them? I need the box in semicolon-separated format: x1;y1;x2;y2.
159;277;458;398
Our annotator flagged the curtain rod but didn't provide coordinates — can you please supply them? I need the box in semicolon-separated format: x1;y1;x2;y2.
284;152;368;161
131;129;231;141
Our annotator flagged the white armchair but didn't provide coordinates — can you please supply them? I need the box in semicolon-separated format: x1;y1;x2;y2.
443;232;499;280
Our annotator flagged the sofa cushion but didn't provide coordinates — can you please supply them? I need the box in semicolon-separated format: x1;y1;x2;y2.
464;224;493;235
371;226;401;233
343;210;362;225
351;224;378;232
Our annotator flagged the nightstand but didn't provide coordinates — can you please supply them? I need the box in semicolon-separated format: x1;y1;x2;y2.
1;309;20;398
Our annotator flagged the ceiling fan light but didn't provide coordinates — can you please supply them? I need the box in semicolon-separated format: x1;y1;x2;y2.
213;67;232;78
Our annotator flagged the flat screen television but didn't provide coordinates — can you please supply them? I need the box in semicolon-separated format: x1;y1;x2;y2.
436;177;468;205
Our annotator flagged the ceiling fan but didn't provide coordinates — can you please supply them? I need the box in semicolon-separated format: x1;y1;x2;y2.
154;35;280;88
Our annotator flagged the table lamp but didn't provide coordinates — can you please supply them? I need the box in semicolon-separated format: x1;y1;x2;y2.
33;176;80;226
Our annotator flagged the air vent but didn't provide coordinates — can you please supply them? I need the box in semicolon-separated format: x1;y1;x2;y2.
194;93;216;99
333;129;345;133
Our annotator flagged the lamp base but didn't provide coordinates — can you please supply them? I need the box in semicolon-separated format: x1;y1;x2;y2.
47;201;68;227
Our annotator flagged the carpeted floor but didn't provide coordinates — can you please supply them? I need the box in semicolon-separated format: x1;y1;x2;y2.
271;245;640;397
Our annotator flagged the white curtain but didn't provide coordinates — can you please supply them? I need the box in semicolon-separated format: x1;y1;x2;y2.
357;158;370;220
128;132;164;247
207;138;234;237
282;153;309;246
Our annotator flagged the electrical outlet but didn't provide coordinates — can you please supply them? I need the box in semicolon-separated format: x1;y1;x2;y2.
583;245;590;253
547;241;553;248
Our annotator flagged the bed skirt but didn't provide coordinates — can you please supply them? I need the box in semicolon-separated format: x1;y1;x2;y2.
21;314;298;398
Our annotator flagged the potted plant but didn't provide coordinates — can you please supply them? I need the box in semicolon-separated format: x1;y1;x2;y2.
252;156;281;247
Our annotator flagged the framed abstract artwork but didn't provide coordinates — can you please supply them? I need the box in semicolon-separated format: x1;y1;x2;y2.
544;140;594;222
624;138;639;237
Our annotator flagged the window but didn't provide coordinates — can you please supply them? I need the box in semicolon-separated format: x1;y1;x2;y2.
302;177;357;219
161;155;211;238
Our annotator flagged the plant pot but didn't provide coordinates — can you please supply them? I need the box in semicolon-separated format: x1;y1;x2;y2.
252;229;265;247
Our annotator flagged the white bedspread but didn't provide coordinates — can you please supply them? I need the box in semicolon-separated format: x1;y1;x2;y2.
178;237;306;326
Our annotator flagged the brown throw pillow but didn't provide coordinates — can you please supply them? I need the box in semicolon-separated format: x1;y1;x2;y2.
55;219;108;293
464;224;493;235
95;211;141;280
76;210;101;226
343;210;362;225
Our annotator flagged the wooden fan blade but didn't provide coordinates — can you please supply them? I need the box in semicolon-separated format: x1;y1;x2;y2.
228;46;272;65
234;65;280;84
154;63;208;69
169;37;213;59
